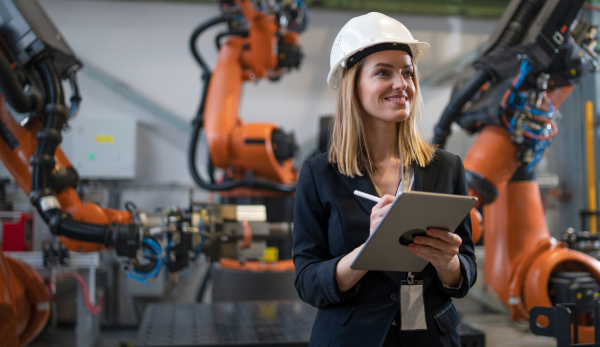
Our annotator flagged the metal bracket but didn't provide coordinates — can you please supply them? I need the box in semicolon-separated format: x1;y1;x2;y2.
530;300;600;346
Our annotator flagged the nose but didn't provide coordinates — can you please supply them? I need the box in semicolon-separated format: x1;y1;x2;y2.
392;73;407;91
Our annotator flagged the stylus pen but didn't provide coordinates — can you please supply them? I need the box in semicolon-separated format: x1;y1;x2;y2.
354;190;381;203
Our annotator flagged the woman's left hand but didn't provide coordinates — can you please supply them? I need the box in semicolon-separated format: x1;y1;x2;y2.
408;228;462;285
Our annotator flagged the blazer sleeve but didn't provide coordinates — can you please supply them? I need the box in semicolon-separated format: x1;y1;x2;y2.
433;154;478;298
293;160;356;308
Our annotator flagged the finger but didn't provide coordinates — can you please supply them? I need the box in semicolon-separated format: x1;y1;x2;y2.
408;243;442;262
413;236;459;257
375;194;395;209
381;194;395;201
412;237;448;254
371;201;392;219
426;228;462;246
409;244;454;265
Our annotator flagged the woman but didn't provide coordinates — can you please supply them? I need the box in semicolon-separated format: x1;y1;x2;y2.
293;12;477;346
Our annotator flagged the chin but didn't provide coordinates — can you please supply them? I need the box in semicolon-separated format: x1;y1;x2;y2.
394;114;410;123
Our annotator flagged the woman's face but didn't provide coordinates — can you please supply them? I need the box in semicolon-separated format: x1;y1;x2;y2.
356;50;415;125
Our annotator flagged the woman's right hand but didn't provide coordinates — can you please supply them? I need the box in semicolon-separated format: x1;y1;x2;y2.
336;194;396;292
369;194;395;235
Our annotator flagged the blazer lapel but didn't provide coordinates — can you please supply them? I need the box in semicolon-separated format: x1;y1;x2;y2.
337;170;378;214
413;155;439;193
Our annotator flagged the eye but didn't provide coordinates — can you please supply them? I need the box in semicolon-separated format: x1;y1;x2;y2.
403;69;414;78
375;69;390;77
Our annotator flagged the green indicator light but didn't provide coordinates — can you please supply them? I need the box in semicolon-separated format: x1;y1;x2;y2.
88;153;95;160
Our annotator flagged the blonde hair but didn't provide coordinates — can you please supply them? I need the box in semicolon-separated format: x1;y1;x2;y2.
328;57;436;177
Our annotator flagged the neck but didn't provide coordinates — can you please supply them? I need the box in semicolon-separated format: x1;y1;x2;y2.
365;120;399;165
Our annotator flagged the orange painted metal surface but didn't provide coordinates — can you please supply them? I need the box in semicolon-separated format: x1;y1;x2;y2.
204;38;243;168
469;206;483;244
484;181;553;306
238;0;277;79
463;125;520;190
220;258;294;272
0;252;50;347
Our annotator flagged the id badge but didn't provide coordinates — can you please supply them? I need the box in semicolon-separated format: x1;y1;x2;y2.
400;272;427;330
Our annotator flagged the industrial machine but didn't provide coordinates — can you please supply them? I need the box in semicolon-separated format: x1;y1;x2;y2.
0;0;308;344
186;0;308;270
188;0;307;222
0;0;167;345
433;0;600;342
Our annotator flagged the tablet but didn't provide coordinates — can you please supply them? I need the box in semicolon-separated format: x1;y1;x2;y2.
350;191;477;272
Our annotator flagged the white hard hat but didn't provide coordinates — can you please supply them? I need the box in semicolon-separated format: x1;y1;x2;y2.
327;12;430;90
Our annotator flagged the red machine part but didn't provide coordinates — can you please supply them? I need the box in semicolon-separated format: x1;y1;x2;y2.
1;212;33;252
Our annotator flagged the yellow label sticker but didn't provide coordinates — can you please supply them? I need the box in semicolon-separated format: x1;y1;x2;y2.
95;135;114;144
262;247;279;263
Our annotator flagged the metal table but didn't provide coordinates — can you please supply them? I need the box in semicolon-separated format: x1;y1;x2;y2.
135;300;317;347
135;299;486;347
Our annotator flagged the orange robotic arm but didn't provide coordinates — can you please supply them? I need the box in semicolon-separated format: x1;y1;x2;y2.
189;0;308;192
434;0;600;342
0;2;155;344
0;0;142;257
0;88;140;345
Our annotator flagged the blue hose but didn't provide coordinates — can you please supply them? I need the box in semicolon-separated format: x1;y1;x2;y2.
126;237;165;284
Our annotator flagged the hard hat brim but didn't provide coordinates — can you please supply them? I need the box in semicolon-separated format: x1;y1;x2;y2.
327;41;429;90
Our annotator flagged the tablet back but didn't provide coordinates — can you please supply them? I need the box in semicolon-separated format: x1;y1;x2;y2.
350;191;477;272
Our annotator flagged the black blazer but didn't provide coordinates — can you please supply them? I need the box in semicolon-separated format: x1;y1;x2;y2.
293;149;477;347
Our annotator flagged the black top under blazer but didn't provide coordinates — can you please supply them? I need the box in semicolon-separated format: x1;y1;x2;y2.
293;149;477;347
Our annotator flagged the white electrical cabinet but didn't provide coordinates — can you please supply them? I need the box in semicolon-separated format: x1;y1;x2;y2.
61;118;137;179
0;118;137;180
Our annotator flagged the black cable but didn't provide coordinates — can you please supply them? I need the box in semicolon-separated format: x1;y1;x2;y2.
0;54;38;113
488;0;544;55
26;56;140;258
207;152;216;184
215;30;249;50
189;16;228;74
30;56;64;198
433;69;493;147
190;16;226;184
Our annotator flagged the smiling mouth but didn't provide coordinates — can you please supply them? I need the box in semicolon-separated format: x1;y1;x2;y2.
386;97;408;102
